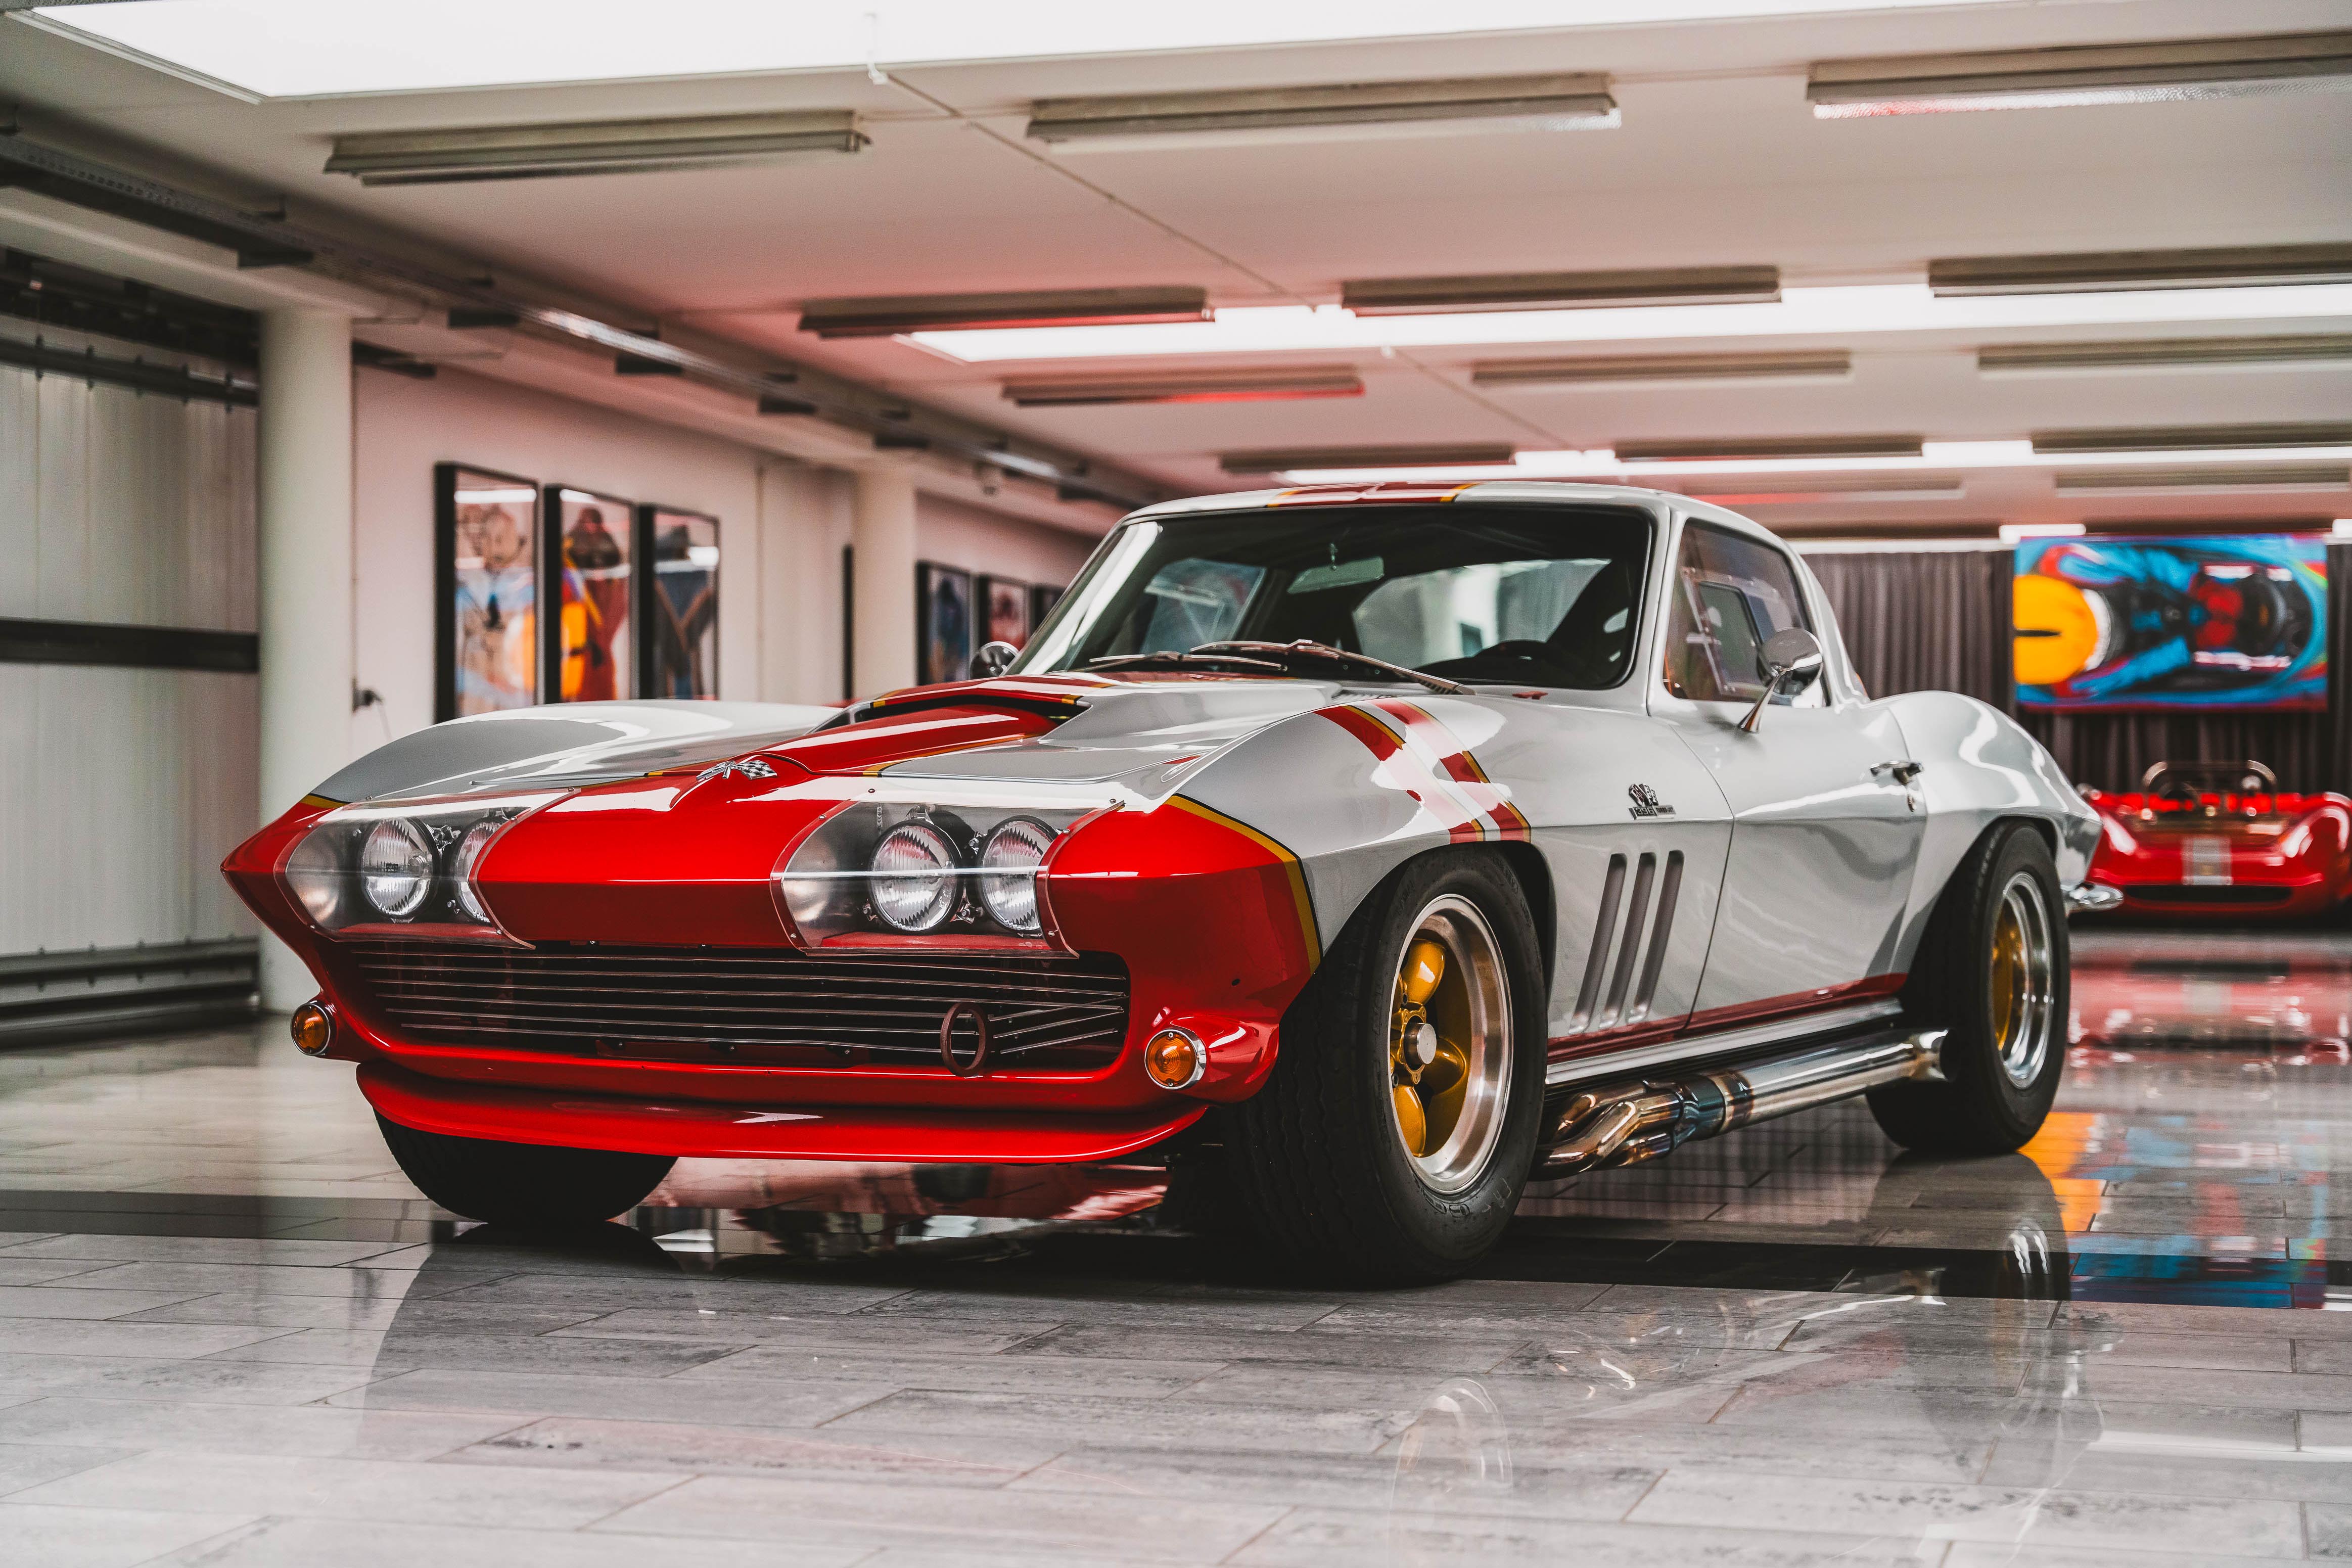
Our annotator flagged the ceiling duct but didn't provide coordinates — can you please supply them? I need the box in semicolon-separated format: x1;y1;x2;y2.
1474;349;1850;387
324;112;866;186
1344;265;1778;316
801;287;1209;338
1930;244;2352;297
1978;334;2352;373
1003;368;1363;407
0;131;1160;512
2052;464;2349;492
1612;435;1923;463
1027;74;1618;152
1222;443;1514;475
2031;423;2352;454
1809;31;2352;117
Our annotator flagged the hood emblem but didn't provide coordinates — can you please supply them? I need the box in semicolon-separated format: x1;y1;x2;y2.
696;757;776;785
1627;783;1675;820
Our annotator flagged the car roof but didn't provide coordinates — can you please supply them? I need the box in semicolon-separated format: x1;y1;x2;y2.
1124;481;1790;550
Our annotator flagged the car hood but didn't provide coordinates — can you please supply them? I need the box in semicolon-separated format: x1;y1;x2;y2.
764;673;1345;793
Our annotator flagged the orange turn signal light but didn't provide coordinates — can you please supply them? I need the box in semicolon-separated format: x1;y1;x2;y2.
290;1000;335;1057
1144;1027;1205;1090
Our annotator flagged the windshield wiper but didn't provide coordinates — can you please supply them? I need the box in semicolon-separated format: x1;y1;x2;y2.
1192;639;1474;696
1086;651;1290;675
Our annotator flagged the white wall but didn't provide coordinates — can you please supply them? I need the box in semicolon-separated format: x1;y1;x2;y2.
916;493;1097;592
353;363;775;743
353;365;1103;731
0;361;260;952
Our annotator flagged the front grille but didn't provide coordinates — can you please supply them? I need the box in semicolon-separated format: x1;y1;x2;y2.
2124;885;2292;906
339;940;1129;1070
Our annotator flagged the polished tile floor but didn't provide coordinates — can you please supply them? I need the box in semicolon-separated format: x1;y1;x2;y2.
0;926;2346;1565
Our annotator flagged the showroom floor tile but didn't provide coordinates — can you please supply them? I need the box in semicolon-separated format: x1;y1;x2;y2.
0;927;2347;1563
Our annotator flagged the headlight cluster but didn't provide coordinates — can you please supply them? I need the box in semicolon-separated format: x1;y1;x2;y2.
285;795;557;934
776;803;1084;946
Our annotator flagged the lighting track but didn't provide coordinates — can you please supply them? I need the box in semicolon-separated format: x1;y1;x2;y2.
0;129;1166;513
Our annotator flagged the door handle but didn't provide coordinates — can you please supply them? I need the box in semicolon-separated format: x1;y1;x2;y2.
1874;760;1924;786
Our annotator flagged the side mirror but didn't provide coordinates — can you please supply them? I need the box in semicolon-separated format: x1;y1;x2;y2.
1739;627;1825;733
972;640;1019;678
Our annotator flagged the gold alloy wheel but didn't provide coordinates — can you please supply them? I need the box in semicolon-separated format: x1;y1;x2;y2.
1388;895;1511;1194
1989;870;2056;1089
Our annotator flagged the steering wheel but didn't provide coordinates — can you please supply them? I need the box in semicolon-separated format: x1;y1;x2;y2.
2149;772;2206;810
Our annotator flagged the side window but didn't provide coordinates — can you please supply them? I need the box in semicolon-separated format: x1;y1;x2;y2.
1663;523;1819;704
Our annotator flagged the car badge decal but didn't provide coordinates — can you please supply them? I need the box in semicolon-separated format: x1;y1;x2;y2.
1627;783;1675;819
696;757;777;785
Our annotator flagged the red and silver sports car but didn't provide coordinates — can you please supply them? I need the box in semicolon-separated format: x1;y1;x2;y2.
2079;760;2352;919
225;483;2102;1281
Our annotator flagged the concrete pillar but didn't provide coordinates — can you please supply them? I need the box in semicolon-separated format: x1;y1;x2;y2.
850;464;918;699
256;309;354;1011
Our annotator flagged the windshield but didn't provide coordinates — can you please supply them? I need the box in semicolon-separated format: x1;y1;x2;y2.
1013;503;1652;689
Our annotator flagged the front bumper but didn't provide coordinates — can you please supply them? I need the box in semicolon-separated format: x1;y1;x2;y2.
359;1059;1208;1163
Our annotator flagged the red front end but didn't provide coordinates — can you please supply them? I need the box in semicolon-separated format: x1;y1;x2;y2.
2083;787;2352;919
222;702;1321;1164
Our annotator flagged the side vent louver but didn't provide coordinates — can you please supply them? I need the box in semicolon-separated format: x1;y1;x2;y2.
1566;850;1684;1036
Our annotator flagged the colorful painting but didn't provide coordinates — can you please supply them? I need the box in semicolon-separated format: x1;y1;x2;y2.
2013;534;2327;710
978;574;1030;651
552;487;634;703
918;562;973;686
440;466;539;718
645;506;719;699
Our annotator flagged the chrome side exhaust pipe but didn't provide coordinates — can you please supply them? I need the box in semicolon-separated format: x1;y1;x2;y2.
1538;1026;1946;1176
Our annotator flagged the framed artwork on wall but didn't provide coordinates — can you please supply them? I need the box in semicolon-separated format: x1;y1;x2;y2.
2013;532;2328;710
1028;582;1065;637
434;463;541;722
916;561;974;686
546;485;636;704
640;504;720;699
977;574;1030;650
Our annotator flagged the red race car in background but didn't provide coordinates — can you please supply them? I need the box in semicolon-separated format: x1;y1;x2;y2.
2080;761;2352;919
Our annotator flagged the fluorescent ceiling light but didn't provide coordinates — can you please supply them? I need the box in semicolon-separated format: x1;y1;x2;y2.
1932;245;2352;297
2051;464;2349;492
25;1;2014;100
907;282;2352;362
322;112;862;185
1223;443;1512;475
1680;473;1963;501
1270;437;2352;484
1613;435;1920;463
2000;523;2087;542
803;288;1207;338
1978;334;2352;373
2033;422;2352;454
1344;266;1777;315
1475;349;1851;386
1028;75;1616;152
1002;368;1361;407
1810;31;2352;117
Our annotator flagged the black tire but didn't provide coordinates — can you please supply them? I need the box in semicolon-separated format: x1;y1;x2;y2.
1226;849;1546;1284
377;1114;675;1229
1867;822;2068;1155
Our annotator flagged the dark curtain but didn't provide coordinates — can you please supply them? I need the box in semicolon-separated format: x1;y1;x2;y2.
1806;545;2340;794
1804;547;2012;707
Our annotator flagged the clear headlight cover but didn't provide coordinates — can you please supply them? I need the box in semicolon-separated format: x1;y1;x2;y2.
285;794;561;936
979;817;1058;935
776;802;1086;947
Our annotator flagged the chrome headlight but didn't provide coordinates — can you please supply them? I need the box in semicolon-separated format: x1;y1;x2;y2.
775;802;1086;947
978;817;1056;935
285;794;559;935
359;819;433;917
870;820;959;933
